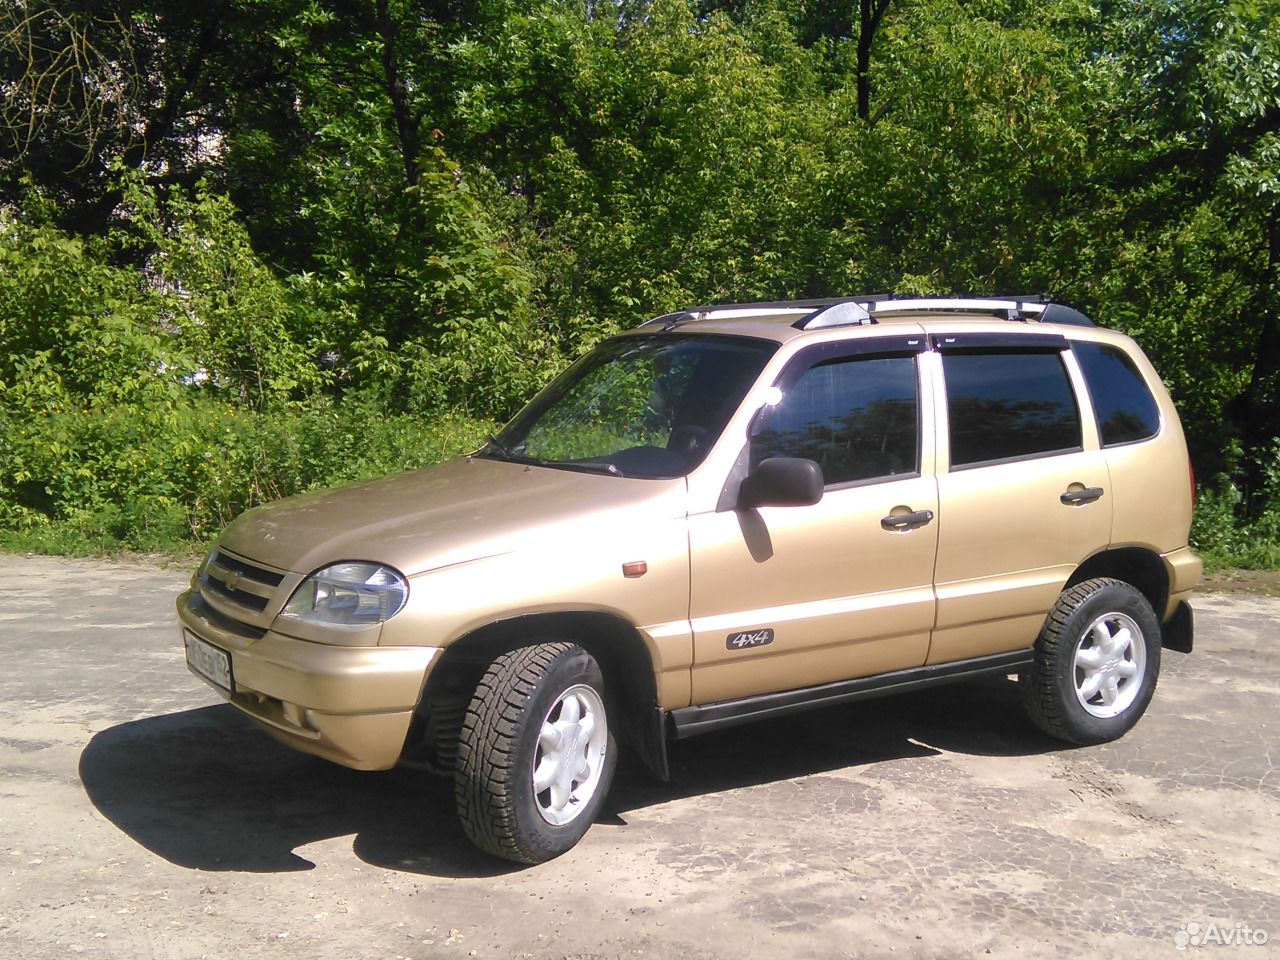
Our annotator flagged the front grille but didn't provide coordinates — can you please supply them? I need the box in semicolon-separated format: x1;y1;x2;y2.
211;551;284;587
187;592;267;640
199;550;290;627
204;575;270;612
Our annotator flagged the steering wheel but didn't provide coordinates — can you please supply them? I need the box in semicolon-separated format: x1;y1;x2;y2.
667;425;709;456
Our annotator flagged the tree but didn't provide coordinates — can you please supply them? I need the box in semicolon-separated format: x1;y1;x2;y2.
0;1;301;236
1073;0;1280;487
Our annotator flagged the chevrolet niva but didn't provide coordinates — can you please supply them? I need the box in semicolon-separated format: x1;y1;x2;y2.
179;296;1201;863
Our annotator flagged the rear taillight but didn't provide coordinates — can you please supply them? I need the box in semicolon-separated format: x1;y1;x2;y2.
1189;457;1197;507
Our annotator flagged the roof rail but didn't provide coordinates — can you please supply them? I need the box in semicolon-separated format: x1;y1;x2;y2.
794;296;1095;330
683;297;892;314
636;310;698;331
634;295;1095;332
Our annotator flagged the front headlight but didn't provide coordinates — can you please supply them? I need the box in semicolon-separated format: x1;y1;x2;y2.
279;562;409;627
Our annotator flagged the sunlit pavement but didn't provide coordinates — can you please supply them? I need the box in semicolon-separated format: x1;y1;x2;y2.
2;554;1277;959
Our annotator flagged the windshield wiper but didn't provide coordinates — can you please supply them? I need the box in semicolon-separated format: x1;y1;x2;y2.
482;434;521;461
543;459;624;477
482;437;622;476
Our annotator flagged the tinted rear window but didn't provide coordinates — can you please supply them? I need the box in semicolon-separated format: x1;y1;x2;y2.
943;352;1081;467
1072;341;1161;446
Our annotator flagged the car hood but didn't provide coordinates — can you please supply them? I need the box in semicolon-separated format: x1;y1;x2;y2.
216;456;689;577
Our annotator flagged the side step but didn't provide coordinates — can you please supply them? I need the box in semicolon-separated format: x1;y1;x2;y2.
668;649;1034;740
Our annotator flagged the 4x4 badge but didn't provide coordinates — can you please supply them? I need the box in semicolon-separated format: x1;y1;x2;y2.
727;628;774;650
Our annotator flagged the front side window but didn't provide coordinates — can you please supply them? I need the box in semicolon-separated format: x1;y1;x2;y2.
1072;341;1161;446
484;334;776;479
751;355;919;485
943;351;1081;467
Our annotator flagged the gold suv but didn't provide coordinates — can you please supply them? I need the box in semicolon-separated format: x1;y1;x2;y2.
178;296;1201;863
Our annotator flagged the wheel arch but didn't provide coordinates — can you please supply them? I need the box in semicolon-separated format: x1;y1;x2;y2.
405;610;669;780
1066;547;1168;620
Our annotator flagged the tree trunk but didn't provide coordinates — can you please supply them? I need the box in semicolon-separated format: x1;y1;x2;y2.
376;0;420;191
1232;204;1280;510
856;0;893;122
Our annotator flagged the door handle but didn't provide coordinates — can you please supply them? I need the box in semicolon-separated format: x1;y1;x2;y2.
1060;486;1105;505
881;509;935;530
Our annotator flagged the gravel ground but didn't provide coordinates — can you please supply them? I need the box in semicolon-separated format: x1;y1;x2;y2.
1;554;1277;959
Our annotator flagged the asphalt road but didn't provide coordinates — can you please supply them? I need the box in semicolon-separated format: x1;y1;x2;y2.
1;554;1277;959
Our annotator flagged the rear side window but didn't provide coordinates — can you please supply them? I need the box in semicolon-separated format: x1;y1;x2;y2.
752;355;919;485
943;352;1081;467
1072;342;1161;446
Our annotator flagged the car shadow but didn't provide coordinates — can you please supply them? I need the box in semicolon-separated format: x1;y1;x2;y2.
79;675;1062;878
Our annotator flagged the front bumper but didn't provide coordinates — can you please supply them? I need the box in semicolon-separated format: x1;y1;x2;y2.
177;589;438;770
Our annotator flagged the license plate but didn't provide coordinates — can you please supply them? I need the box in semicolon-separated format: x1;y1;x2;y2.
184;630;233;692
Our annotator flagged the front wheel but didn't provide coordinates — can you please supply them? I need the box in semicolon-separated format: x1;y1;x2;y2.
1021;578;1161;745
454;642;616;864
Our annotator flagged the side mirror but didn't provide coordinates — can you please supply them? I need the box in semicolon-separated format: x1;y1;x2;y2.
737;457;824;509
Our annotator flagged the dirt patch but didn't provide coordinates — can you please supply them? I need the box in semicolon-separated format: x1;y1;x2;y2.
1199;567;1280;597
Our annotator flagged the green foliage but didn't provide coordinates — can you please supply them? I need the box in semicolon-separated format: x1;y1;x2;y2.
0;200;166;408
0;179;323;412
1191;441;1280;570
127;181;326;408
456;0;851;327
0;178;497;553
1;0;1279;563
0;397;489;552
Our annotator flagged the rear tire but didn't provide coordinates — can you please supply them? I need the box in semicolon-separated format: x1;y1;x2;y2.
454;642;616;864
1021;578;1161;745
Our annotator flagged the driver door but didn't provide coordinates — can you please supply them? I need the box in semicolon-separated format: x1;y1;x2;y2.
686;339;939;705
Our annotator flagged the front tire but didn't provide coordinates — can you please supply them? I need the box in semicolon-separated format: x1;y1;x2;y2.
1021;578;1161;745
454;642;616;864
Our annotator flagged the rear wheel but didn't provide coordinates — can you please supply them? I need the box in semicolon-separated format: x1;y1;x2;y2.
1021;578;1161;745
454;642;616;864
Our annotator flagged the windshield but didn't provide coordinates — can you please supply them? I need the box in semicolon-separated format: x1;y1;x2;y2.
482;334;777;479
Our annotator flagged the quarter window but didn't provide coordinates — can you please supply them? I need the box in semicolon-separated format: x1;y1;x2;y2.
752;355;919;485
1072;342;1161;445
943;352;1081;467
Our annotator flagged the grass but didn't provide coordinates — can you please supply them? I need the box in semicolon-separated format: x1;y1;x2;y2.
0;403;493;563
1189;489;1280;573
0;521;209;566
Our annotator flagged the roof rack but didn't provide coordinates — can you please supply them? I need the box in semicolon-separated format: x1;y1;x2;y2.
636;310;699;331
796;296;1097;329
634;295;1095;331
636;301;830;329
797;295;1048;329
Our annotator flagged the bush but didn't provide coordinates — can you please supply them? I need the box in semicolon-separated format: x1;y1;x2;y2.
1190;442;1280;571
0;398;490;554
0;182;503;555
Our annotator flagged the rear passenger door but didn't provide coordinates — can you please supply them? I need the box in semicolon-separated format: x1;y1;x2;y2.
928;333;1112;665
1072;339;1190;552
